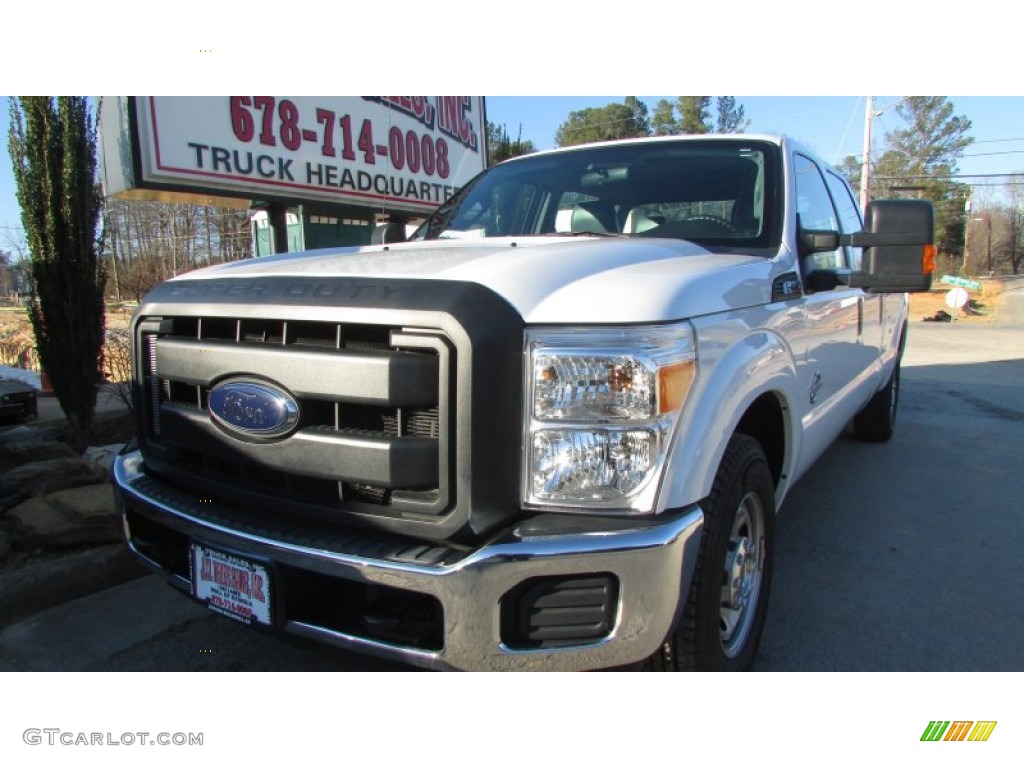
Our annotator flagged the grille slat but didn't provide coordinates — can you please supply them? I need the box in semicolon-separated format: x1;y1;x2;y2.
155;337;438;407
159;402;439;490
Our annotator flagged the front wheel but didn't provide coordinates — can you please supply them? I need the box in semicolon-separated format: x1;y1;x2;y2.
645;433;775;671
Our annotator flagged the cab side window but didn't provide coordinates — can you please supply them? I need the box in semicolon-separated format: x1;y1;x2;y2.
825;170;864;271
794;154;844;271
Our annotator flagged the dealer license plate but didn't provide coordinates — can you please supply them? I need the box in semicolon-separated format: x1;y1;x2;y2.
191;544;272;626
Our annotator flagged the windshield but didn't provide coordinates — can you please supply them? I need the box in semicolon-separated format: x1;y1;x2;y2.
415;139;781;250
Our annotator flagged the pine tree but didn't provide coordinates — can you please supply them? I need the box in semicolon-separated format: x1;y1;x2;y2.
651;99;679;136
8;97;106;442
715;96;748;133
883;97;973;259
554;98;653;147
677;97;712;134
486;122;536;165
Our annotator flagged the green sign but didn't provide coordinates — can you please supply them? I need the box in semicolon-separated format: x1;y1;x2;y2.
940;275;982;291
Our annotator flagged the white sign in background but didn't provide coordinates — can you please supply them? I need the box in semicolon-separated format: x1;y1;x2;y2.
132;96;486;215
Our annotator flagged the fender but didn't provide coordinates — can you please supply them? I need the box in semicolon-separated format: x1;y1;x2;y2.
658;314;803;513
881;303;909;376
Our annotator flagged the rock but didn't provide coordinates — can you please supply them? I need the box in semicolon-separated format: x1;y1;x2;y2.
47;484;116;520
7;483;120;549
0;528;9;561
7;498;80;547
0;457;108;513
0;426;75;472
82;443;126;473
0;424;64;447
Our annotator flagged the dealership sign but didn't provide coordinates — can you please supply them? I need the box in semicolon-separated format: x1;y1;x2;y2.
100;96;486;215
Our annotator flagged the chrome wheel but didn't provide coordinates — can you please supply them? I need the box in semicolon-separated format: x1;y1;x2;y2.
720;490;766;658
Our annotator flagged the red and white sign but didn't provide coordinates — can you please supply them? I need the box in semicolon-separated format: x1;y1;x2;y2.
192;544;272;626
102;96;486;215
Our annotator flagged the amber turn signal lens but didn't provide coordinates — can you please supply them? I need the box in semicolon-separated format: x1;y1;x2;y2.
658;360;695;414
923;244;937;275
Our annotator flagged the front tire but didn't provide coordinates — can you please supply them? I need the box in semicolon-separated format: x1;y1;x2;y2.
854;361;900;443
646;433;775;671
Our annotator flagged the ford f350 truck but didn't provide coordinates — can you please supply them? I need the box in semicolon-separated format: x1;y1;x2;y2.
113;134;934;671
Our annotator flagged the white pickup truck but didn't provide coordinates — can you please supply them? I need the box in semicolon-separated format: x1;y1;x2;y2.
113;134;934;670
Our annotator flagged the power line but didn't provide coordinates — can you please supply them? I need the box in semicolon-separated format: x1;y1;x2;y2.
875;172;1024;180
958;149;1024;159
930;182;1024;188
847;145;1024;163
832;97;863;164
973;137;1024;145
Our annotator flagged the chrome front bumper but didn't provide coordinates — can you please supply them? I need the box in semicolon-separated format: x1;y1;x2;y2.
113;450;704;671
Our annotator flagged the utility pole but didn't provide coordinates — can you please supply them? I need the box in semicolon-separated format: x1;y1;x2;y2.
860;96;874;211
1012;209;1022;275
985;213;992;275
859;97;909;211
963;197;971;276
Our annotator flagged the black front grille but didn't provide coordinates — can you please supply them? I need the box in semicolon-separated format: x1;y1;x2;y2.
130;275;525;545
138;315;451;523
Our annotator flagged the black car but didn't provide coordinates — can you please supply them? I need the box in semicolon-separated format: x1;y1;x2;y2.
0;378;38;423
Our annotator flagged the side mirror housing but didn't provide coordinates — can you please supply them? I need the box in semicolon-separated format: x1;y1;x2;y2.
844;200;935;293
798;229;840;257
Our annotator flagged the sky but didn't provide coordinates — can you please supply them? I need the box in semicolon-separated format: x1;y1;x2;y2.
481;95;1024;168
3;95;1023;254
485;95;1024;174
1;2;1018;250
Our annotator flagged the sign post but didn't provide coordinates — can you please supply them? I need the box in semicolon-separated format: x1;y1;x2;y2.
945;286;969;321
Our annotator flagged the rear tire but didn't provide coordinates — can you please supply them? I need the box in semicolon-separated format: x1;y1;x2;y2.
645;433;775;671
854;361;900;443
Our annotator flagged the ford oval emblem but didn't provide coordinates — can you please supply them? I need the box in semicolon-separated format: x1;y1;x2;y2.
208;379;299;438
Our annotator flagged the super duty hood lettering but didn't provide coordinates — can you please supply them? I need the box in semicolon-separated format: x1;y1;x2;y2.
162;280;403;302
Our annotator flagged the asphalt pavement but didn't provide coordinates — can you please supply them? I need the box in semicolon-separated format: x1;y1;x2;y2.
34;382;129;423
0;365;129;425
757;284;1024;670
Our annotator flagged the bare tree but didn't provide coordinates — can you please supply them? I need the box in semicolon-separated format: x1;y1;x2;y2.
103;199;252;301
1004;175;1024;275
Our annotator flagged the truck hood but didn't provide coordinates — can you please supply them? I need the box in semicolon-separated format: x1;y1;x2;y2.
174;237;779;324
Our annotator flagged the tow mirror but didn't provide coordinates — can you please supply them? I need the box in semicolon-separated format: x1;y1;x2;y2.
844;200;935;293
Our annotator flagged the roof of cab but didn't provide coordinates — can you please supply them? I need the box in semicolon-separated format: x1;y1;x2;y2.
495;132;832;173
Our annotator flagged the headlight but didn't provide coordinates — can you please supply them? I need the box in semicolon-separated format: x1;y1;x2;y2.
524;325;696;511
